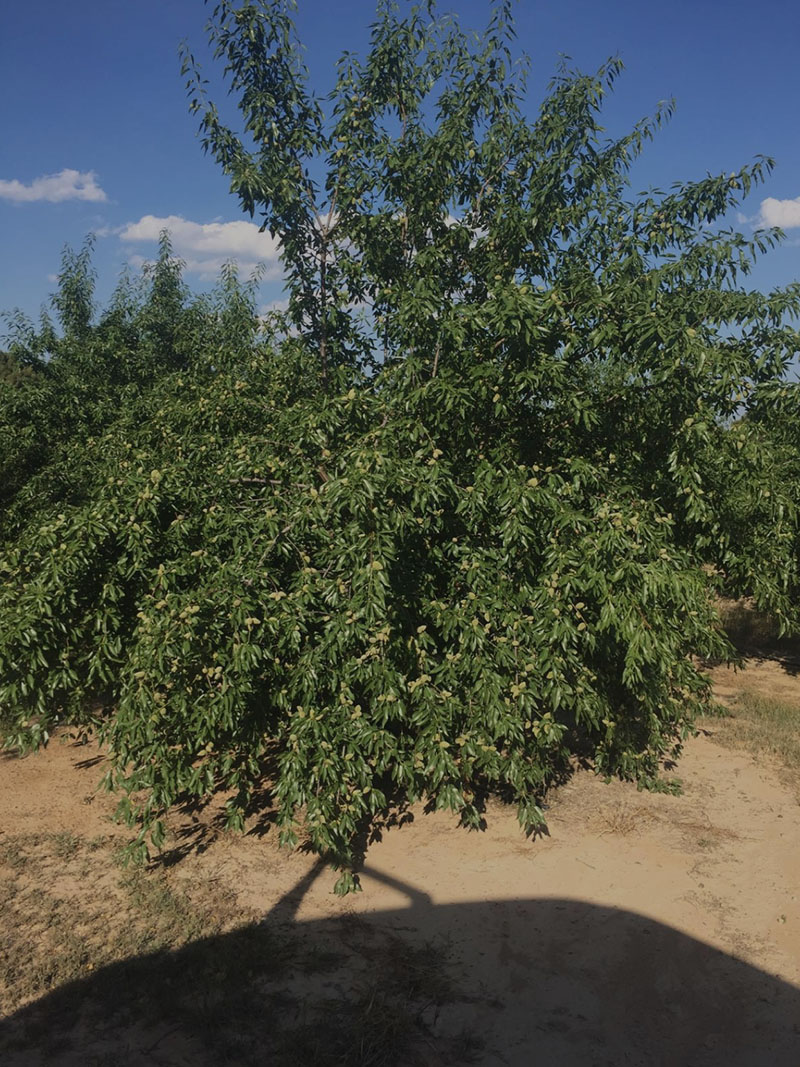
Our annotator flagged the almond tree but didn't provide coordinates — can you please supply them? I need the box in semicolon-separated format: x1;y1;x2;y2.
1;0;798;891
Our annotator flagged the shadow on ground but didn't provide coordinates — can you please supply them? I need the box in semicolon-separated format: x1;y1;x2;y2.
716;597;800;676
1;859;798;1067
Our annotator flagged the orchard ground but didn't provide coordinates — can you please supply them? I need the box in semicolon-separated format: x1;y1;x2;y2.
1;636;799;1066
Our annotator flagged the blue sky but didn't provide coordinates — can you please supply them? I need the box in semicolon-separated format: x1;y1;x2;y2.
2;0;799;328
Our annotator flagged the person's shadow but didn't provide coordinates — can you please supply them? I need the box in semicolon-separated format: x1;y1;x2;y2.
1;859;798;1066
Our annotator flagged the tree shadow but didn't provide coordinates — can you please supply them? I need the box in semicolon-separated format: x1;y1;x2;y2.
1;861;798;1066
714;598;800;677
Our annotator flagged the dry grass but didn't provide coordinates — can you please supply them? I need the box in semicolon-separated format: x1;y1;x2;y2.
0;828;475;1065
705;689;800;788
596;801;655;837
0;831;222;1015
705;597;800;796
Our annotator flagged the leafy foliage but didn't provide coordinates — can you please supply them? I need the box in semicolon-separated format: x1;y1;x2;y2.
2;0;799;890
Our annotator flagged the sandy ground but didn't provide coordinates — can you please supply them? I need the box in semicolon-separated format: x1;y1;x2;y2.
1;658;799;1065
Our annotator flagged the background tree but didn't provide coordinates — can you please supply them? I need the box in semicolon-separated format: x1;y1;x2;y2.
1;0;798;891
0;233;263;539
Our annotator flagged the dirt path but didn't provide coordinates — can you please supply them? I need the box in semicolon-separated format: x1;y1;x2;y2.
1;661;799;1065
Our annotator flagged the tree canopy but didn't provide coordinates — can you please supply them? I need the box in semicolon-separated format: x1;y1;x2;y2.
1;0;799;891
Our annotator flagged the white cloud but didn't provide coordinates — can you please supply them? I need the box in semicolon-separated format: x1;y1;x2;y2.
0;169;107;203
259;297;290;314
755;196;800;230
118;214;283;279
